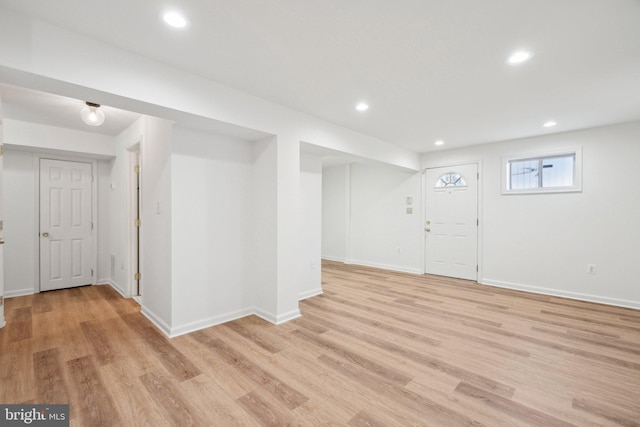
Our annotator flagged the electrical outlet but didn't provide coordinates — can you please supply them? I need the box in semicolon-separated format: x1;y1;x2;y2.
586;264;597;274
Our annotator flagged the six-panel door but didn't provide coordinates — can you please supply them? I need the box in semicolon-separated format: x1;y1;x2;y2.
40;159;93;291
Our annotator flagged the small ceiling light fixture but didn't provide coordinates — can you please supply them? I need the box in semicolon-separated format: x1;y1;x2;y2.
163;11;188;28
355;102;369;112
507;50;534;65
543;121;557;128
81;102;106;126
434;140;444;146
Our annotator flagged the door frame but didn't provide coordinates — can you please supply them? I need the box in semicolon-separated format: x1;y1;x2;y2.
128;140;142;299
35;155;98;293
422;161;483;281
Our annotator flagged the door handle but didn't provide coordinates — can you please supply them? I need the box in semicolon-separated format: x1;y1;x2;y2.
42;232;49;237
425;228;431;232
0;238;4;244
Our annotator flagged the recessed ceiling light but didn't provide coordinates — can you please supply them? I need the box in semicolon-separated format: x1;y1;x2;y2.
163;11;188;28
507;50;534;65
356;102;369;112
434;140;444;146
543;121;557;128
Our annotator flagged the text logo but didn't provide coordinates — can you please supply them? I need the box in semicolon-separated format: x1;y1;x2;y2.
0;405;69;426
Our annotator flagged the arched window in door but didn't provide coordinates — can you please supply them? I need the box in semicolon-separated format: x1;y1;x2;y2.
434;172;467;188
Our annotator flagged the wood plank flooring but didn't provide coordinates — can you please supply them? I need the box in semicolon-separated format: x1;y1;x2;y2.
1;260;639;426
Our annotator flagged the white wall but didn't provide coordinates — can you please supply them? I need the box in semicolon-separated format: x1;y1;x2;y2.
96;159;111;284
349;164;423;273
2;150;37;296
322;163;423;274
170;131;320;335
171;127;254;335
423;121;640;309
274;136;302;323
4;119;115;157
249;137;278;322
0;95;4;328
321;165;348;261
106;116;144;294
299;153;323;299
139;116;174;332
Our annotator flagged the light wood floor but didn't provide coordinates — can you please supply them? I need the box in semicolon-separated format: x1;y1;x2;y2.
1;260;639;426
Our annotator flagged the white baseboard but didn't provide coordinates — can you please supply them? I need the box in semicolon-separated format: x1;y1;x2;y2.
169;307;254;338
98;280;129;298
253;307;277;324
481;278;640;310
252;306;302;325
299;287;323;300
5;288;34;298
169;305;301;338
274;308;302;324
140;306;172;337
321;255;345;262
104;279;128;298
348;259;423;275
322;257;423;275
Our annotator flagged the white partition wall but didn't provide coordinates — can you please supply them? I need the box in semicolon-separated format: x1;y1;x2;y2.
0;95;5;328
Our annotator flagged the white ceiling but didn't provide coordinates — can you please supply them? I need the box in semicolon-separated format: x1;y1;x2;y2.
0;0;639;152
0;83;141;136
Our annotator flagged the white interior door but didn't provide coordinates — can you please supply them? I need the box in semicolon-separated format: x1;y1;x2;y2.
40;159;93;291
425;164;478;281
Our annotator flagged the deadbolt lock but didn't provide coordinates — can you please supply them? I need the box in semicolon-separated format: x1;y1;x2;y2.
42;232;49;237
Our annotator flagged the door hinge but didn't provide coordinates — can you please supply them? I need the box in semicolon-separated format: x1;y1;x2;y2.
134;272;141;281
0;145;4;156
91;269;94;277
134;165;140;174
477;218;479;226
476;265;479;272
0;220;3;231
134;219;141;227
0;296;4;306
92;222;94;230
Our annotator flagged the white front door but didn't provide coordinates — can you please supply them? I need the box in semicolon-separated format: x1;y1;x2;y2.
425;164;478;281
40;159;93;291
